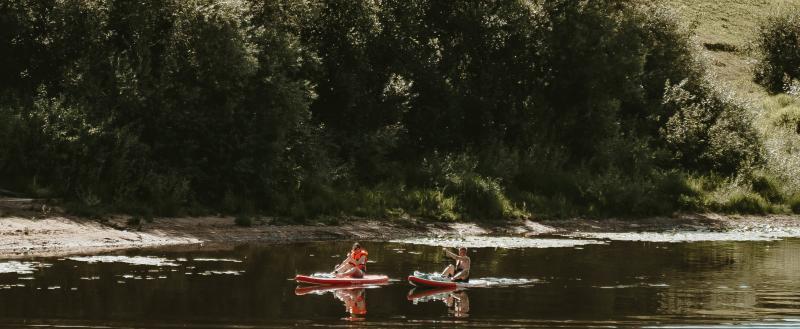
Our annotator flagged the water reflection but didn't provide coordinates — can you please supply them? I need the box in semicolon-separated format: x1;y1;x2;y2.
408;287;470;318
295;285;368;320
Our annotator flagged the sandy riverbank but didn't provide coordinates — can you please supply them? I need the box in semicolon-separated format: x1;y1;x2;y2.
1;197;799;259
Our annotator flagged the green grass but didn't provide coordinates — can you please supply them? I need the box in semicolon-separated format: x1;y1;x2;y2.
719;191;771;214
666;0;800;215
668;0;799;99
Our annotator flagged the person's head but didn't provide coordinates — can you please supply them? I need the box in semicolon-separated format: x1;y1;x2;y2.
458;247;467;256
352;242;362;251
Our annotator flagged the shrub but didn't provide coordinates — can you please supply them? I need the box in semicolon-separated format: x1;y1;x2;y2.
755;12;800;93
453;175;517;220
750;173;784;203
142;173;191;217
126;216;141;227
661;80;762;175
719;191;770;214
516;192;578;219
406;189;458;221
763;95;800;131
789;194;800;214
234;214;252;227
579;169;695;217
656;171;700;211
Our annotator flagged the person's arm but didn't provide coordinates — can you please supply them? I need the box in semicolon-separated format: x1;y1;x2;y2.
443;248;458;259
333;255;351;273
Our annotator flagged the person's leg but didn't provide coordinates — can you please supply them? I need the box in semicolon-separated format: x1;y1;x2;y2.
339;267;364;278
336;265;353;277
334;263;353;276
441;264;455;277
451;270;468;282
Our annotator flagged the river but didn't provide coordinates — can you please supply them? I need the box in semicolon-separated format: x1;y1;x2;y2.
0;238;798;328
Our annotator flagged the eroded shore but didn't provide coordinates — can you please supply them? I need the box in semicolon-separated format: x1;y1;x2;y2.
1;197;799;259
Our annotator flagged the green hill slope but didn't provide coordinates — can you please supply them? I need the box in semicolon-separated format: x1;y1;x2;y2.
669;0;798;99
669;0;800;211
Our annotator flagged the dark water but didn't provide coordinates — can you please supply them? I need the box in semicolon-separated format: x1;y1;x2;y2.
0;238;798;328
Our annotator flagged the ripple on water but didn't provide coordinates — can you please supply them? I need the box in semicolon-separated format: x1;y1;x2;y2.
392;236;605;249
67;256;179;266
595;283;670;289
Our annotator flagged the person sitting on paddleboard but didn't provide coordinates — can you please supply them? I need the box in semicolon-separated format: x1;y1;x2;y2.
334;242;368;278
441;247;470;282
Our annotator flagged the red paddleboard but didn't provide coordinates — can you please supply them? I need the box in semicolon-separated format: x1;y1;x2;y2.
295;274;389;285
407;275;459;288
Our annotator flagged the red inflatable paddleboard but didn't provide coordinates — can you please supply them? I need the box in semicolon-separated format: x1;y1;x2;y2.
295;274;389;285
407;275;460;288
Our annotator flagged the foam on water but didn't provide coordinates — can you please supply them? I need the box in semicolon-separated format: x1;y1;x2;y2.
572;230;800;242
0;261;49;274
392;236;605;249
190;258;243;263
67;256;180;266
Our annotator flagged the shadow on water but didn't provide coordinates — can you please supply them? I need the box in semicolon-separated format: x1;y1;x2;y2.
0;239;797;328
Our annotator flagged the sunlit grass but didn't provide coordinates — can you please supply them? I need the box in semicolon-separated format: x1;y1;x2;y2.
758;94;800;195
668;0;799;99
666;0;800;214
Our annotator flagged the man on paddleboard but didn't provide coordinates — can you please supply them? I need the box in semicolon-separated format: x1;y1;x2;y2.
334;242;368;278
441;247;470;282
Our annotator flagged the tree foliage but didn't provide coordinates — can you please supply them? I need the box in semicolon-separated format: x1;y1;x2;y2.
0;0;765;218
755;11;800;93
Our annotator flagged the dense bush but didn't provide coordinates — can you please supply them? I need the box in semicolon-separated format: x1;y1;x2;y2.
0;0;322;213
0;0;772;219
661;81;762;175
750;173;784;203
454;175;516;220
405;189;458;222
790;194;800;214
718;191;770;214
755;12;800;93
234;215;253;227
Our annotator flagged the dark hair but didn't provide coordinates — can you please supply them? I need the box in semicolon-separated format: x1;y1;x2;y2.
458;247;467;252
352;242;361;250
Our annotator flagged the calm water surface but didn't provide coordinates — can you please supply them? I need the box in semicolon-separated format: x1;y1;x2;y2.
0;238;798;328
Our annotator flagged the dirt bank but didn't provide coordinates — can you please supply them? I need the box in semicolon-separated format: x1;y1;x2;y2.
1;197;799;259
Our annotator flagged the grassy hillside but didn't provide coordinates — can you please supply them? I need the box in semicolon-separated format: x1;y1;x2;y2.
670;0;800;211
669;0;798;99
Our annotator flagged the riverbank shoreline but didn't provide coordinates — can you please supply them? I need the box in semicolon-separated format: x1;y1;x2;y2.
1;198;799;259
